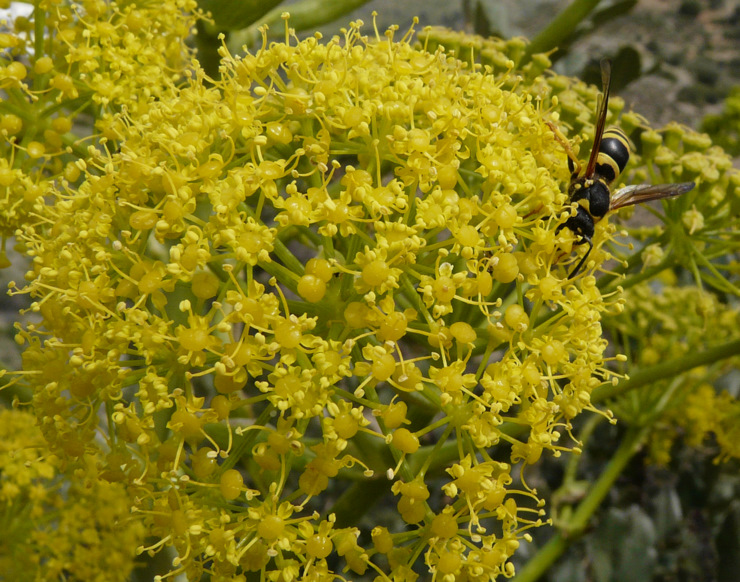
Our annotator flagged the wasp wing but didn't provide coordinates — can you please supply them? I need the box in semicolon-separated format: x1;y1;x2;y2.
585;59;612;179
609;182;695;211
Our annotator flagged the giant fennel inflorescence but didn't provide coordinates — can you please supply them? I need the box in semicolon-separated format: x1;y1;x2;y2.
1;2;739;581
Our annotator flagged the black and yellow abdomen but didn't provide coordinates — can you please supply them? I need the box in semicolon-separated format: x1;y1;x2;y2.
595;127;630;184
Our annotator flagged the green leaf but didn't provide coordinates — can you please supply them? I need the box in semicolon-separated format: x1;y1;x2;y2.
469;0;512;39
593;507;657;582
523;0;604;62
610;46;642;91
580;47;640;92
590;0;638;29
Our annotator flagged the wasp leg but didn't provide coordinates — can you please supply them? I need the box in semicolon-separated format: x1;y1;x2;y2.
567;235;593;279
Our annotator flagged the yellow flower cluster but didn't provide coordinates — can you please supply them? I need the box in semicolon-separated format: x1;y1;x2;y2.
606;283;740;465
3;4;738;581
0;0;199;260
428;30;740;289
0;409;145;580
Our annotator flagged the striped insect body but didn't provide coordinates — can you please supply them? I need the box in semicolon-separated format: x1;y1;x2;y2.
551;59;695;278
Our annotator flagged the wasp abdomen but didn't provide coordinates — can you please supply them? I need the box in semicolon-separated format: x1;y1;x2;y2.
596;127;630;183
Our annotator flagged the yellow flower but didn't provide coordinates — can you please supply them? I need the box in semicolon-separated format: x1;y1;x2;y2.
9;8;736;581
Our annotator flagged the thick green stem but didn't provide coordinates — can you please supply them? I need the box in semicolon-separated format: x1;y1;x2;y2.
592;337;740;403
512;426;648;582
513;337;740;580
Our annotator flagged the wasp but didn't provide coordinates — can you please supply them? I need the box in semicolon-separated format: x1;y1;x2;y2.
550;59;695;279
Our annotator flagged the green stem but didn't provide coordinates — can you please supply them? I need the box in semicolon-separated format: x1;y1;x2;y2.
512;425;648;582
509;337;740;581
690;245;740;295
591;337;740;403
34;1;46;88
272;235;307;276
258;259;300;292
597;252;671;292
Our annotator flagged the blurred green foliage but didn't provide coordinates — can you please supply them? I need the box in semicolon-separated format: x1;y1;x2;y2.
702;87;740;157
